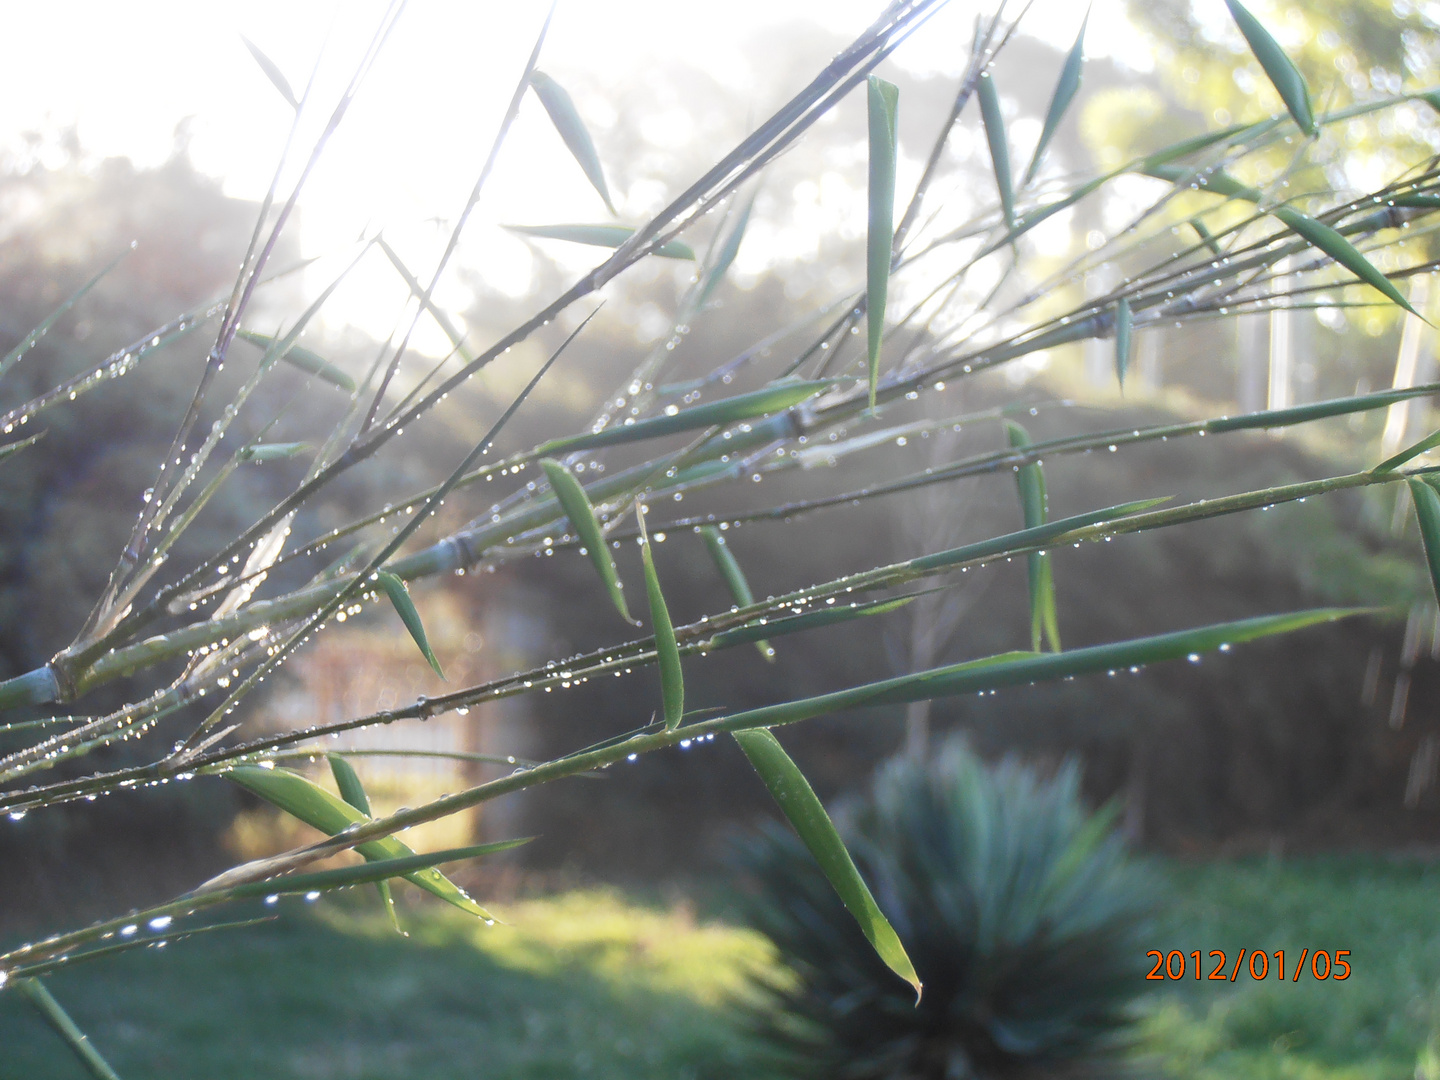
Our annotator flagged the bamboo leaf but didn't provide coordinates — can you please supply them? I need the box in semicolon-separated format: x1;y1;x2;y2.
1223;0;1316;136
866;75;899;412
15;979;123;1080
238;442;311;463
1408;478;1440;607
328;754;400;932
226;840;531;900
1024;10;1088;185
1189;216;1223;256
1271;206;1421;317
540;458;636;624
504;224;694;260
1375;429;1440;473
701;525;774;660
225;766;497;921
1005;422;1060;652
0;248;130;383
694;194;755;311
234;329;356;391
241;35;299;110
978;72;1014;228
538;379;834;456
529;71;616;215
707;593;917;650
637;509;683;729
375;571;445;679
732;728;921;999
1115;297;1133;390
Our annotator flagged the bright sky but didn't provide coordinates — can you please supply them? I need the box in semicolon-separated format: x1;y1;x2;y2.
1;1;1149;351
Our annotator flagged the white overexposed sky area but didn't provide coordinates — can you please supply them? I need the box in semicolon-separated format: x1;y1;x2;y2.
0;1;1150;352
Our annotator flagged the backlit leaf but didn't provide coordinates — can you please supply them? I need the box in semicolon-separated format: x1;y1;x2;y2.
866;76;899;411
540;458;636;624
375;571;444;679
978;72;1014;228
328;754;400;932
694;194;755;310
732;728;921;999
1374;429;1440;473
637;509;683;730
1024;10;1088;185
529;71;616;215
235;329;356;391
504;224;694;260
1408;477;1440;607
1115;297;1133;390
1005;421;1060;652
1271;206;1421;317
1223;0;1316;136
241;35;299;110
701;525;774;660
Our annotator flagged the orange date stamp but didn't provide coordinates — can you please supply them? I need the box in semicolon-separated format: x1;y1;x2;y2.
1146;949;1351;982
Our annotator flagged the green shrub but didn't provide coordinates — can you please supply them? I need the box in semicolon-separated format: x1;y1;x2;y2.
734;741;1159;1079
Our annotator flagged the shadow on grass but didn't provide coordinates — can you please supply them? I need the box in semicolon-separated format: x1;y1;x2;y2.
0;891;781;1080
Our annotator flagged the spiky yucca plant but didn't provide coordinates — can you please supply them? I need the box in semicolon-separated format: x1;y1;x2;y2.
735;741;1157;1080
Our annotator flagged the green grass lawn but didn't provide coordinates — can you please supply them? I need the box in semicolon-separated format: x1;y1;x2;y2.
3;858;1439;1078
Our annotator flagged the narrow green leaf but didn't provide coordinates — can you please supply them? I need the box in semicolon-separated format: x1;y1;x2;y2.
701;525;774;660
1115;297;1133;390
375;571;445;679
538;379;835;456
637;509;683;730
328;754;400;932
504;224;694;260
540;458;636;624
1223;0;1316;136
239;442;311;463
1408;478;1440;607
1375;429;1440;473
0;248;130;383
1271;206;1421;317
1189;216;1223;257
241;35;299;110
732;728;922;999
15;979;122;1080
234;329;356;391
978;72;1014;228
1144;163;1261;203
694;194;755;310
1005;422;1060;652
1024;9;1088;185
529;71;616;215
0;430;45;467
866;75;899;412
226;840;531;900
708;593;917;650
225;765;497;921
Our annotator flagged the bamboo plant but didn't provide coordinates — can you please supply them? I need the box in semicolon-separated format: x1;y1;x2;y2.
4;0;1440;1071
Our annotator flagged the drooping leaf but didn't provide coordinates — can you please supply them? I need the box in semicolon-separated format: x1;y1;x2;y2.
978;71;1014;228
701;525;774;660
1408;478;1440;607
694;194;755;310
226;840;531;900
732;727;922;999
866;75;899;411
238;441;311;463
637;509;683;729
1115;297;1133;390
375;571;445;679
224;765;497;921
538;379;835;456
1375;429;1440;473
529;71;617;215
328;754;400;932
234;329;356;391
1005;422;1060;652
1271;206;1421;317
15;979;122;1080
504;224;694;260
1223;0;1316;136
241;35;299;110
540;458;636;624
1024;10;1088;185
